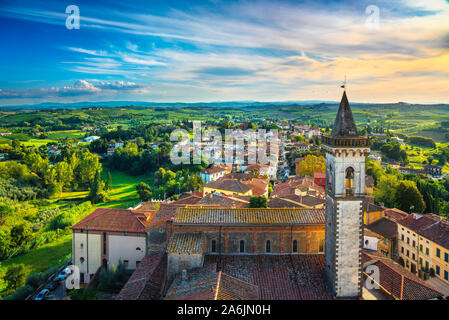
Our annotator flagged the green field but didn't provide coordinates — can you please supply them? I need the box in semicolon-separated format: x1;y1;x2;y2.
0;234;72;297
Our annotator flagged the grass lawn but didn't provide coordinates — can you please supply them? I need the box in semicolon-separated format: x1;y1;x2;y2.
0;234;72;297
47;130;85;141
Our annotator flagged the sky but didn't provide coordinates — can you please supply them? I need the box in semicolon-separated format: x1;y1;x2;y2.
0;0;449;106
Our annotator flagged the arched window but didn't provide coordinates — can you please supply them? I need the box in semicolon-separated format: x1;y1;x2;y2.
239;240;245;253
211;240;216;253
266;240;271;253
293;240;298;253
345;167;354;196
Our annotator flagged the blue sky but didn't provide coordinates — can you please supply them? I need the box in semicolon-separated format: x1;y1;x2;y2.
0;0;449;105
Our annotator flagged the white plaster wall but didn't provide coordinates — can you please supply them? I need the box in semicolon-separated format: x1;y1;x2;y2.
363;236;379;251
336;200;363;297
72;232;101;283
108;235;146;269
326;149;367;196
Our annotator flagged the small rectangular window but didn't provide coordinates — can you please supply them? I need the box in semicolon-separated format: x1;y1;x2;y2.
445;253;449;263
436;248;441;258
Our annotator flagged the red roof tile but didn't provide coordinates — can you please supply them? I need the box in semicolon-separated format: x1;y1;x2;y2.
71;208;148;233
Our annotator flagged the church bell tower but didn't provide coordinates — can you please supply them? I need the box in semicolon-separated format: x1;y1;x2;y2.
322;89;370;299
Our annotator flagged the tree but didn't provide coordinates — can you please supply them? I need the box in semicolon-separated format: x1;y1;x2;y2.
88;169;107;204
297;154;325;176
396;180;426;213
5;264;27;290
105;171;112;191
249;196;268;208
136;182;152;202
10;223;32;247
373;174;399;208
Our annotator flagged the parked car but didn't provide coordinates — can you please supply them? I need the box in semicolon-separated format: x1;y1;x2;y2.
46;279;59;291
57;267;71;281
34;289;50;300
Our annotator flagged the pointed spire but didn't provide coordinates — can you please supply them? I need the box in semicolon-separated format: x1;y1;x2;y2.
332;90;358;137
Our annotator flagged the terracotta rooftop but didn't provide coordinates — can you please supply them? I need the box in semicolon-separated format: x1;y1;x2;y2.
71;208;148;233
167;232;205;254
363;251;442;300
116;253;166;300
384;208;408;222
203;178;252;194
174;208;325;226
205;254;332;300
171;194;203;205
366;218;398;239
363;201;384;213
197;193;248;208
215;272;259;300
397;213;441;234
268;197;303;208
202;166;226;174
282;194;325;207
165;267;259;300
420;218;449;250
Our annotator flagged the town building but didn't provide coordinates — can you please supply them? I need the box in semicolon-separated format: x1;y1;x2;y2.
200;166;226;183
71;208;154;284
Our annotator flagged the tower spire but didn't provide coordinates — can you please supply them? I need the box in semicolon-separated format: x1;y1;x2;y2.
332;88;358;137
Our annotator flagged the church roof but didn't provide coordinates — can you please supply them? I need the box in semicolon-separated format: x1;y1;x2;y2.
174;207;325;225
332;91;358;137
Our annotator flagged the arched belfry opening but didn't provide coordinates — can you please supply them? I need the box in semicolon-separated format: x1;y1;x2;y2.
345;167;354;196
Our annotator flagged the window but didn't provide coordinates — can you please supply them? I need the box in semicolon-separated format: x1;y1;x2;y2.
401;247;404;254
436;248;441;258
345;167;354;196
211;240;216;253
445;270;448;281
419;258;422;265
445;253;449;263
407;238;410;245
412;253;415;260
266;240;271;253
383;238;387;245
426;248;429;256
319;239;324;253
412;240;415;247
425;261;429;270
293;240;298;253
419;244;423;252
239;240;245;253
80;257;85;263
436;266;440;275
80;243;84;248
103;232;107;256
401;234;404;241
406;250;409;257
